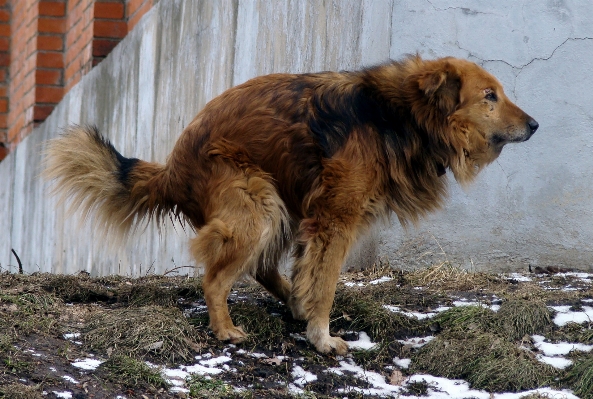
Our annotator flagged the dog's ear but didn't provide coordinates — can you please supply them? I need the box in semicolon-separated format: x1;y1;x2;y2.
417;62;461;116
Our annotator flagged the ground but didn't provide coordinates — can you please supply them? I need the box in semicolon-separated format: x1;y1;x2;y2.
0;263;592;399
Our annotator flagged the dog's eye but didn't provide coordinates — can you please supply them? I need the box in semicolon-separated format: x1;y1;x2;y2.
485;90;497;102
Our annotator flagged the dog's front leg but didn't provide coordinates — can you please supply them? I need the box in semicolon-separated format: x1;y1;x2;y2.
289;217;356;355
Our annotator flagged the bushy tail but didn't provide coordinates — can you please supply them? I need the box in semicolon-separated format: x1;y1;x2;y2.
43;125;175;243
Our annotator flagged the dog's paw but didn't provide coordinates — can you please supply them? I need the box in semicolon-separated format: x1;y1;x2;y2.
214;325;247;344
311;335;349;355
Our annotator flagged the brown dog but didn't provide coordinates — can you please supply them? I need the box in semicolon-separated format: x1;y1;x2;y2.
44;56;537;354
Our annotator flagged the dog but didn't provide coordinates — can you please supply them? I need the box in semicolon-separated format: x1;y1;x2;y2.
44;56;538;354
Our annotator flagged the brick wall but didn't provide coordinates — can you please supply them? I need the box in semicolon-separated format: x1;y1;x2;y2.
0;0;9;160
0;0;157;162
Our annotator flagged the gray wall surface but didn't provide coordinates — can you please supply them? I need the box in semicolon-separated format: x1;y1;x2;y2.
1;0;592;276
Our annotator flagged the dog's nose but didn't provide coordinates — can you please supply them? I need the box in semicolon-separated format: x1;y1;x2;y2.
527;118;539;134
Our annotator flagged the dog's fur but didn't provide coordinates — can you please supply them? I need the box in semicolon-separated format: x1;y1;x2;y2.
44;56;537;354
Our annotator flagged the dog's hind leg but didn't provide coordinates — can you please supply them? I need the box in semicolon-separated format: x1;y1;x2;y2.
191;163;288;343
256;266;291;304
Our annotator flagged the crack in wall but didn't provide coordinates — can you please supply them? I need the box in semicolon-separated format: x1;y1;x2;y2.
456;37;593;99
458;37;593;71
425;0;502;17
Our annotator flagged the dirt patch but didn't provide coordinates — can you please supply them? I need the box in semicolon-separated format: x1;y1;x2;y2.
0;267;591;397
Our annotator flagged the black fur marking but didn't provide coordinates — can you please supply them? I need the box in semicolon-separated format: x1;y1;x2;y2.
290;75;389;158
85;126;139;187
116;152;140;187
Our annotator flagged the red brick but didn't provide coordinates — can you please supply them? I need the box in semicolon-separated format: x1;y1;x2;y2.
93;20;127;38
0;23;9;37
35;85;63;103
33;104;55;121
92;38;119;57
0;37;8;51
95;2;124;19
0;52;8;67
0;9;9;22
37;52;64;68
128;0;151;31
36;69;62;85
38;35;63;51
0;145;8;161
38;17;66;34
39;2;66;17
0;0;8;8
0;69;6;81
68;0;83;12
0;86;6;97
0;98;7;113
126;0;144;18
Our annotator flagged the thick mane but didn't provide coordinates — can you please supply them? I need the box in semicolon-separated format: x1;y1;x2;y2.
357;60;452;225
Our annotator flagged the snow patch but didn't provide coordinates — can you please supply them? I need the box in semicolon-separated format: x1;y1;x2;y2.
292;365;317;386
347;331;378;350
369;276;393;285
398;336;435;348
549;305;593;326
62;375;80;384
71;358;104;370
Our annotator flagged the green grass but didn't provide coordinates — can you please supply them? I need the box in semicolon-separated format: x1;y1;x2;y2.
412;332;558;392
99;354;170;389
496;298;552;341
187;374;231;398
562;354;593;399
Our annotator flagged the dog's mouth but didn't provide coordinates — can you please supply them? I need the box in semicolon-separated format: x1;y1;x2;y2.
436;162;446;177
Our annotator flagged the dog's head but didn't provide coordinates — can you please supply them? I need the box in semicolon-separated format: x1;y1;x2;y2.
412;57;538;184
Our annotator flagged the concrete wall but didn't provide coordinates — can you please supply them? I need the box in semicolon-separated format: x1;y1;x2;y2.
1;0;592;275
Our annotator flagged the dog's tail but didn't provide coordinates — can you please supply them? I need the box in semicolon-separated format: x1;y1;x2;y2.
43;125;178;243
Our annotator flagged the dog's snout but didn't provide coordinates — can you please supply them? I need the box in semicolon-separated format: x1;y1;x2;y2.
527;118;539;135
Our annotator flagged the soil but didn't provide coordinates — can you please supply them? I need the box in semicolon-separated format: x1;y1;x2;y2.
0;267;591;399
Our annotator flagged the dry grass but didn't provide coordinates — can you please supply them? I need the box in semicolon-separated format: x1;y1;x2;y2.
406;262;502;291
83;306;204;363
0;292;62;337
